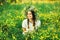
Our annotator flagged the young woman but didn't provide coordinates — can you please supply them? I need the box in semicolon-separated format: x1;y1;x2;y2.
22;6;41;35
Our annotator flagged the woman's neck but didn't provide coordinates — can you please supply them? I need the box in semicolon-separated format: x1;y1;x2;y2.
29;19;33;23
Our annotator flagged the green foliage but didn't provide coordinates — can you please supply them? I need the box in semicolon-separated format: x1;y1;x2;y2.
0;2;60;40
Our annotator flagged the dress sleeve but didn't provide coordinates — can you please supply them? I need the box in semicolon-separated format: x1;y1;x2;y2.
37;20;41;27
22;20;26;28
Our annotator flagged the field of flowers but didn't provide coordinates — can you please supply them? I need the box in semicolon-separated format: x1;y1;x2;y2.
0;1;60;40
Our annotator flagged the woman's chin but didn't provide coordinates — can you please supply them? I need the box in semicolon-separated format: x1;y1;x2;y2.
28;18;32;20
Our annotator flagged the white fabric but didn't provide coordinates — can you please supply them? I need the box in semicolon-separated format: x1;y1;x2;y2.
22;19;41;35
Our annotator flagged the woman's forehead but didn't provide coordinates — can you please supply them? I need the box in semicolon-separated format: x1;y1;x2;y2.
28;11;32;14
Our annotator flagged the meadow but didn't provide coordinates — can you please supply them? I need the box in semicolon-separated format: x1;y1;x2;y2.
0;1;60;40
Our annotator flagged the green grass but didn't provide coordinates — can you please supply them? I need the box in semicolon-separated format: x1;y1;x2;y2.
0;2;60;40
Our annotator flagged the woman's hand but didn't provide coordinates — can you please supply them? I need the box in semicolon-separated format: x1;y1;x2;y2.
22;28;26;32
22;28;28;35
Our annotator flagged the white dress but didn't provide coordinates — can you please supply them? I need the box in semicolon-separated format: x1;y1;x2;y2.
22;19;41;35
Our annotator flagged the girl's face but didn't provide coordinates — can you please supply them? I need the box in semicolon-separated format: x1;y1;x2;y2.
27;11;33;20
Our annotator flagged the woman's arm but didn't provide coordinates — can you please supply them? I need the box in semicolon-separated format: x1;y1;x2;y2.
22;19;27;35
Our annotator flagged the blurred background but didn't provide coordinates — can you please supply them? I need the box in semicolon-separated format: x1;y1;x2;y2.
0;0;60;40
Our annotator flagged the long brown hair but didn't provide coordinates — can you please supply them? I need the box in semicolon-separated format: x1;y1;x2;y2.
26;10;36;29
25;6;36;29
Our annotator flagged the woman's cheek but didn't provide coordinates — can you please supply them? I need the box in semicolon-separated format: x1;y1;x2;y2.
30;15;32;18
30;16;32;18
